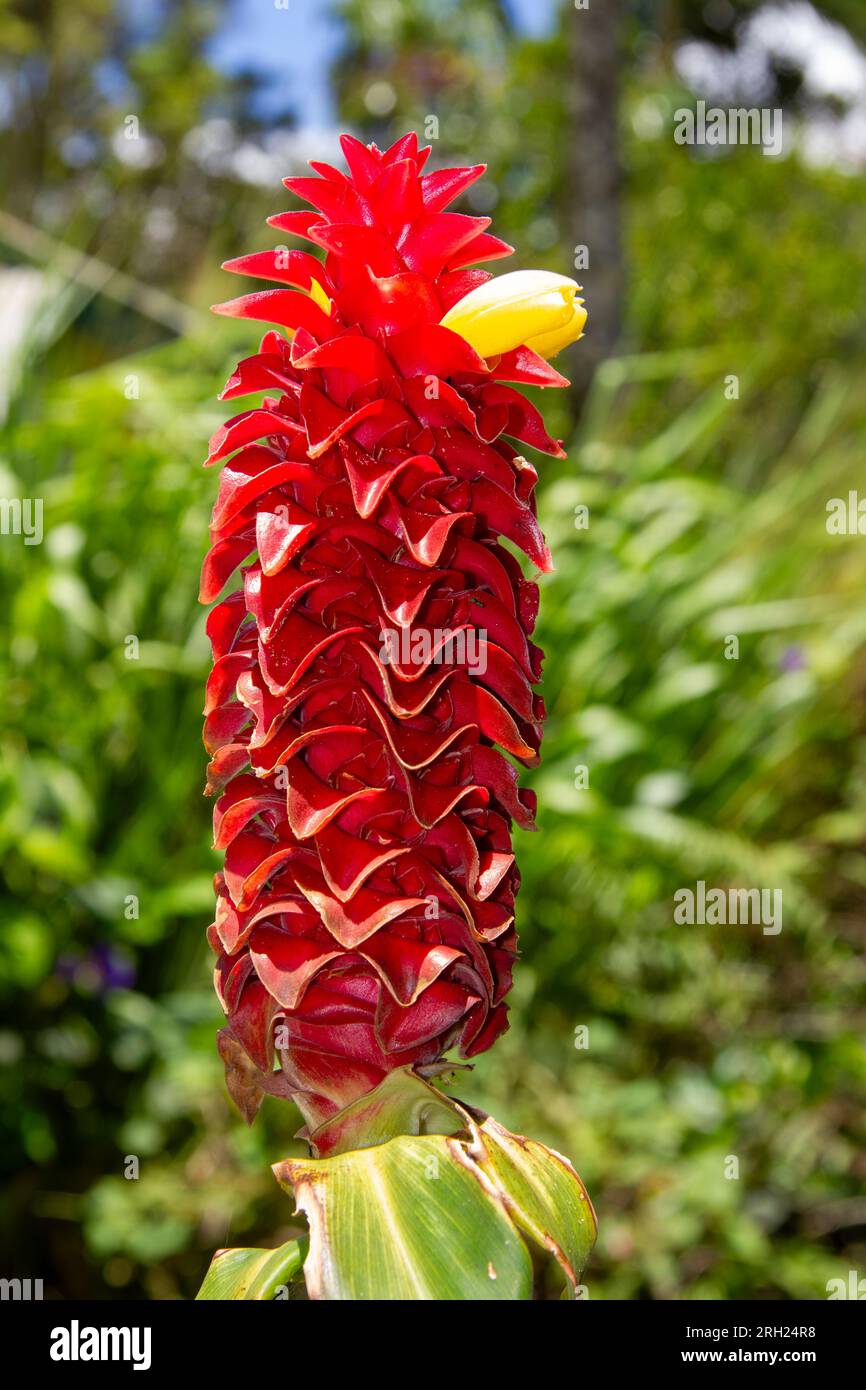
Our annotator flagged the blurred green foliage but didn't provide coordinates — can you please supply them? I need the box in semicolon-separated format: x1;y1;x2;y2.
2;0;866;1301
468;348;866;1298
0;0;270;304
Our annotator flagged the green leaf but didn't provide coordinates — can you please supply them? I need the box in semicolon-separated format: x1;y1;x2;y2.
275;1101;597;1301
276;1132;534;1300
474;1115;597;1295
195;1237;306;1300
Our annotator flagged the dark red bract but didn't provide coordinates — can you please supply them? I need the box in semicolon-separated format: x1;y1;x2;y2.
203;132;568;1132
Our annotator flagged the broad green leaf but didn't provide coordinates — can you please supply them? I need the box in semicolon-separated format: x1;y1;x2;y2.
474;1116;597;1297
196;1237;306;1300
276;1132;534;1301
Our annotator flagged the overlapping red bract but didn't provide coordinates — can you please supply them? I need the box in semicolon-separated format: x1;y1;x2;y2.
203;132;568;1130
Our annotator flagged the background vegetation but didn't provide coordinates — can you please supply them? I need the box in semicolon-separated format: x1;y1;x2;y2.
1;0;865;1299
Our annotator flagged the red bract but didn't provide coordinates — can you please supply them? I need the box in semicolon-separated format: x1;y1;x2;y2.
203;132;568;1133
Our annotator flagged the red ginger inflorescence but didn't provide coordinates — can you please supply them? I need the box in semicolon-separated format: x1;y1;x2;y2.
203;132;572;1134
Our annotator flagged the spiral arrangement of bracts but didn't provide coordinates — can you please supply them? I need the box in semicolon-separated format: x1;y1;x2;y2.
203;132;569;1133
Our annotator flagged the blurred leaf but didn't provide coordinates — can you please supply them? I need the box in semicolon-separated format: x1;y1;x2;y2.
196;1237;307;1301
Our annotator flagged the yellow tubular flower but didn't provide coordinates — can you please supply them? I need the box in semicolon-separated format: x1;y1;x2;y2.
309;278;332;314
440;269;586;360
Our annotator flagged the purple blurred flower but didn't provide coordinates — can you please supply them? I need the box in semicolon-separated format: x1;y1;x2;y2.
56;945;136;994
780;644;806;673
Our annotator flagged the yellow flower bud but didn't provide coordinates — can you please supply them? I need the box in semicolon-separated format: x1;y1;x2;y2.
440;269;586;360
